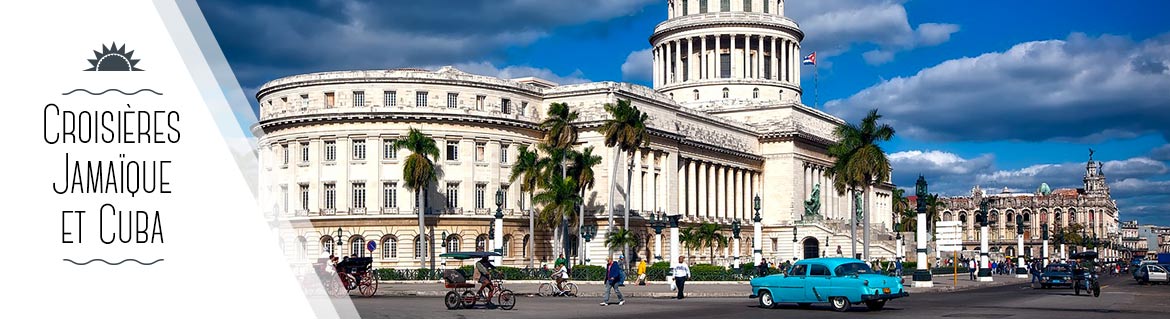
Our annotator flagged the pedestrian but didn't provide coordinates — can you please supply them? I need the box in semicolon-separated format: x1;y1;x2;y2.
895;258;904;277
836;245;843;257
757;258;768;277
600;256;625;306
673;255;691;300
969;259;977;281
636;258;647;286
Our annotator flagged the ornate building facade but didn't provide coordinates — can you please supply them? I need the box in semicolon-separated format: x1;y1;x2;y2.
931;153;1122;261
256;0;897;269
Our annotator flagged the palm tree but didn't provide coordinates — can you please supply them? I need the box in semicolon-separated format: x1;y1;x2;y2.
924;194;947;236
826;109;894;261
533;174;582;258
540;102;579;150
569;146;603;265
509;145;541;268
693;223;727;265
600;99;649;269
394;128;440;268
679;226;698;261
605;228;639;257
891;188;910;232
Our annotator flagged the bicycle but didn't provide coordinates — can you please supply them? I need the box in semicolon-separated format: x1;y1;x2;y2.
538;279;578;297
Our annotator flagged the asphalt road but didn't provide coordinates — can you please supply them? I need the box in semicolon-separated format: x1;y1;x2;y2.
352;275;1170;319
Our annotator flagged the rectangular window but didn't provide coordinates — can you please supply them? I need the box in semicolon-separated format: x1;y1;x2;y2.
771;238;779;252
475;184;486;209
681;58;688;81
721;0;730;12
280;185;288;212
475;95;485;111
300;142;310;163
520;101;528;116
384;90;396;107
720;53;732;78
353;91;365;107
446;183;458;209
446;141;459;161
764;57;772;80
324;141;336;162
282;144;289;165
447;93;458;108
682;0;689;15
324;92;335;108
382;139;397;159
475;143;486;162
499;144;508;164
501;98;511;114
382;182;397;208
743;0;751;12
352;139;366;160
763;0;768;13
324;183;336;210
500;186;508;209
352;183;366;209
300;94;309;109
700;0;708;13
416;91;428;107
300;184;309;210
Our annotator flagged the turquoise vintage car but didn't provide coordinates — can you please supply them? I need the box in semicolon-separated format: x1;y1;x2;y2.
750;258;908;312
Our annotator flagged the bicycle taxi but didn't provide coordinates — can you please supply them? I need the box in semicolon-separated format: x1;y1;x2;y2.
1070;251;1101;297
438;251;515;310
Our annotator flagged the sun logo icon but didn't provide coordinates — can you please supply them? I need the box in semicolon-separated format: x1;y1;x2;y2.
85;42;143;71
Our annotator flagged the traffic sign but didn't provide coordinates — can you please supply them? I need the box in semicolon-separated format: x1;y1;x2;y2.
936;221;963;252
367;240;377;252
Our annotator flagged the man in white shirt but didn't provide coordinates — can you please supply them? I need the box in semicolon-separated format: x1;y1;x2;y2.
673;256;690;299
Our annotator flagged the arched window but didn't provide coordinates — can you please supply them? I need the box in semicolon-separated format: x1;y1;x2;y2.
1006;212;1014;223
350;236;365;257
722;87;729;98
446;235;461;253
693;89;699;100
502;235;513;256
943;211;952;221
752;88;760;99
522;235;530;258
382;236;398;259
414;235;428;259
321;236;334;255
296;236;307;259
476;234;488;252
1069;208;1077;224
959;213;967;227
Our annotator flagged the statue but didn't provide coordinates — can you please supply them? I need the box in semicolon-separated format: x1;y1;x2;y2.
803;184;822;220
854;190;864;222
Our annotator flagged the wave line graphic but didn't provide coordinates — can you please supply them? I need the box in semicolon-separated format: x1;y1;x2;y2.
63;258;164;265
62;89;163;96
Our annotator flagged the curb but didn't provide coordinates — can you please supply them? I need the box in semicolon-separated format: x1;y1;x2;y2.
375;291;747;298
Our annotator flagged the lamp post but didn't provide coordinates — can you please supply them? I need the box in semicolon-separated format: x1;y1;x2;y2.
669;214;681;268
912;176;933;287
791;225;799;261
895;225;904;264
335;227;345;257
651;211;666;262
582;224;597;264
1042;224;1050;267
731;219;742;269
752;194;763;265
493;189;504;265
441;231;448;268
976;199;992;282
1015;216;1028;278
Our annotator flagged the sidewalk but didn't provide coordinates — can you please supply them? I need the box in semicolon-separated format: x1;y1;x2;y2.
373;274;1030;298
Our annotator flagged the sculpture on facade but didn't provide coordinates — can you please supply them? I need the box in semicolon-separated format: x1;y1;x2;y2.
803;183;822;220
854;190;864;222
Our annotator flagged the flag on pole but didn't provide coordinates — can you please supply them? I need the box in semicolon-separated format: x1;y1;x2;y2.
802;52;817;65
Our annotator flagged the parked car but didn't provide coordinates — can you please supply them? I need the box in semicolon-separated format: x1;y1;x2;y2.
1039;263;1074;288
1136;264;1170;285
749;258;908;312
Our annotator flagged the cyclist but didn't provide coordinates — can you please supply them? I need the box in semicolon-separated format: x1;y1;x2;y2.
474;256;497;305
552;263;569;296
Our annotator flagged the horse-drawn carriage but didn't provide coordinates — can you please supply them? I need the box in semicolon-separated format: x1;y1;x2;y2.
315;256;379;297
439;252;515;310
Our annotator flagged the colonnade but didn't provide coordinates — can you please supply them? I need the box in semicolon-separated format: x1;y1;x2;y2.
652;34;799;88
676;157;760;222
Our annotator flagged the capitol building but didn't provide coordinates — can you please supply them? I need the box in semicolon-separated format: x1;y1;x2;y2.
256;0;899;269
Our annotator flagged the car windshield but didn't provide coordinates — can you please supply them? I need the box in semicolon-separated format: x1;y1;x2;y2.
835;263;874;276
1045;265;1070;273
789;264;808;276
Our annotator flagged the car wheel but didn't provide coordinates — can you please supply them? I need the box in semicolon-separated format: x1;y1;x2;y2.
865;300;886;311
830;297;850;312
758;290;777;309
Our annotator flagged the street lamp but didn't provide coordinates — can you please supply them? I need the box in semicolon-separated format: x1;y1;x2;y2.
912;176;933;287
1042;223;1050;266
1015;213;1027;277
582;224;597;263
335;227;344;257
492;189;504;264
731;219;742;269
651;211;666;261
976;198;992;282
752;194;763;265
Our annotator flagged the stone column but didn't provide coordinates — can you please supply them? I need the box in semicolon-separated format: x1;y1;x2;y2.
1042;237;1049;267
1016;233;1027;278
674;39;682;84
493;211;504;265
669;215;681;267
753;217;763;264
715;34;722;79
698;162;708;219
733;236;741;268
794;42;801;86
733;168;741;220
700;35;708;79
678;158;686;216
688;160;697;218
979;224;993;282
771;37;779;80
914;202;933;287
742;35;749;78
655;229;664;261
757;35;764;79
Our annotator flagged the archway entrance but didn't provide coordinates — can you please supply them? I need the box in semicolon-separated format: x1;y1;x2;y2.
803;237;820;259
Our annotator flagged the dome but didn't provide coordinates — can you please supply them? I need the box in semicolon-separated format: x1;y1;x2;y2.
1038;183;1052;195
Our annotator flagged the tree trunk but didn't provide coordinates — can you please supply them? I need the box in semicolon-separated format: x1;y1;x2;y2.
579;189;586;265
850;189;857;259
416;189;426;269
607;148;620;240
528;192;534;268
624;153;634;269
864;183;872;261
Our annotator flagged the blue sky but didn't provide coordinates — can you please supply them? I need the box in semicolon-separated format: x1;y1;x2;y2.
200;0;1170;225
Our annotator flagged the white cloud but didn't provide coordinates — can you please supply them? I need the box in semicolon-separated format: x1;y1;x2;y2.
621;48;654;82
826;33;1170;142
450;62;591;85
786;0;959;63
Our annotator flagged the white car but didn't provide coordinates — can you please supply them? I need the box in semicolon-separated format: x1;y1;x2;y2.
1137;264;1170;284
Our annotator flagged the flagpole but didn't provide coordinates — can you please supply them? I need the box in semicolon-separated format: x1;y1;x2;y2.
814;63;819;109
